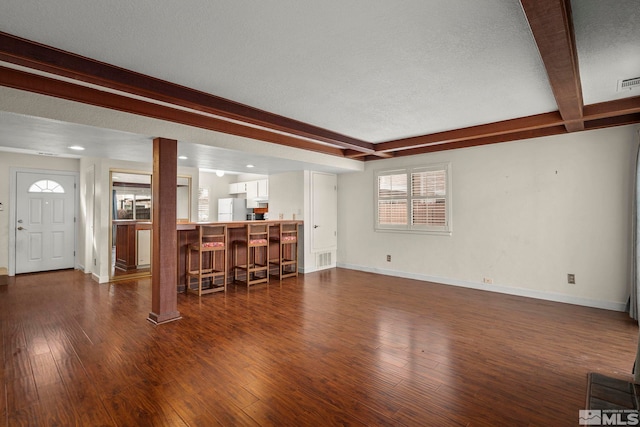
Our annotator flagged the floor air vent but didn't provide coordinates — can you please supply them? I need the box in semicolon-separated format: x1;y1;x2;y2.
316;252;332;268
618;77;640;92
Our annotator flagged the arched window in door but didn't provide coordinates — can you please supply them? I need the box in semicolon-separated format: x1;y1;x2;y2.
28;179;65;193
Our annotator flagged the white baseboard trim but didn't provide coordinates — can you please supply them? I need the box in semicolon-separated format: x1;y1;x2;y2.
92;273;109;284
337;263;627;312
299;264;336;274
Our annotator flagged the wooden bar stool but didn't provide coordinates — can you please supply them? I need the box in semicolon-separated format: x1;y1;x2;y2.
186;225;227;295
233;223;269;287
269;222;298;279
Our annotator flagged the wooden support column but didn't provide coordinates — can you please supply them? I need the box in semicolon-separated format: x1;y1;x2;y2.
148;137;181;324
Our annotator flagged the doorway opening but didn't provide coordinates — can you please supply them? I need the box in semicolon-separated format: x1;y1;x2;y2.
110;171;152;280
109;171;192;280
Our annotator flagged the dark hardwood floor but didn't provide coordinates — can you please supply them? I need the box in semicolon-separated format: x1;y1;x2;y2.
1;268;637;426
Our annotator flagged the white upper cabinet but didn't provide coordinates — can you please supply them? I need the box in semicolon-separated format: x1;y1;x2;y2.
231;179;268;207
229;182;247;194
258;179;268;198
246;181;259;208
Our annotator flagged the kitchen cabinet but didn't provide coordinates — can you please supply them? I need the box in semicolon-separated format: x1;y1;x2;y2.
115;222;137;270
231;179;269;207
258;179;268;198
114;221;151;271
229;182;247;194
137;229;151;266
246;181;259;208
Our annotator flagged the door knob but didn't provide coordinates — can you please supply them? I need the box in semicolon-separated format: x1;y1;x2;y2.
314;225;319;229
17;226;26;231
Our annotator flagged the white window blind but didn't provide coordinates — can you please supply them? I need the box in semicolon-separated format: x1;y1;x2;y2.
197;188;209;221
411;169;446;227
377;172;407;225
375;164;451;234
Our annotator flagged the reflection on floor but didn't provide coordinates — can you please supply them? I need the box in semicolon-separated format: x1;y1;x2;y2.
1;268;637;425
111;246;150;279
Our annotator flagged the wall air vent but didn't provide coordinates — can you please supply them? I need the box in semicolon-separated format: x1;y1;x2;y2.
316;252;332;269
617;77;640;92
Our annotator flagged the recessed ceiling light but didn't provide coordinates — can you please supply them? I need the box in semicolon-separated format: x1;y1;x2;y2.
215;170;225;177
246;164;255;168
178;155;188;160
68;145;85;151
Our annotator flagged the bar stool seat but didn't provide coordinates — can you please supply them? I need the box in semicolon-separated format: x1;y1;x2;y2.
269;222;298;279
233;223;269;287
186;225;227;295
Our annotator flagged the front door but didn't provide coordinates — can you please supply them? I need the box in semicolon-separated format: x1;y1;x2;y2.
15;171;76;274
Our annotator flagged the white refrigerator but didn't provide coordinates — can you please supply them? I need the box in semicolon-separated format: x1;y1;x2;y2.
218;198;248;221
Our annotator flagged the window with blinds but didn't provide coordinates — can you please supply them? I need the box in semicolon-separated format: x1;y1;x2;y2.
377;172;407;225
375;164;451;234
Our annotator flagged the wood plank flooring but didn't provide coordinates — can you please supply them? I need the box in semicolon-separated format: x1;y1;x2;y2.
0;268;637;426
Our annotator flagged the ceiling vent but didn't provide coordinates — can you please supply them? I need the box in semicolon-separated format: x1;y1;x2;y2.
617;77;640;92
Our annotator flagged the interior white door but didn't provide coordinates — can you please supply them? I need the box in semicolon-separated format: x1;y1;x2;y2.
311;172;337;251
15;172;76;274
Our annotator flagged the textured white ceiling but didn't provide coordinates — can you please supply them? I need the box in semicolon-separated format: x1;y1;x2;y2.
571;0;640;104
0;0;558;143
0;0;637;171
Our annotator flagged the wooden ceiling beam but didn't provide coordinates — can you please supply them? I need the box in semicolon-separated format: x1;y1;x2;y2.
0;66;346;157
368;102;640;159
367;126;568;160
584;112;640;131
0;26;636;162
520;0;584;132
375;111;564;153
583;96;640;121
371;96;639;157
0;31;375;155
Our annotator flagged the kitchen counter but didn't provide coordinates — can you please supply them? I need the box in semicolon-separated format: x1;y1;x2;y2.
112;220;152;271
177;219;301;230
177;220;302;292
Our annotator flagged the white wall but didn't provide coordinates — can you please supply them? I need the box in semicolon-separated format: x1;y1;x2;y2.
198;171;235;220
78;158;94;275
0;152;79;272
236;173;268;183
337;125;639;311
268;171;308;270
268;171;304;221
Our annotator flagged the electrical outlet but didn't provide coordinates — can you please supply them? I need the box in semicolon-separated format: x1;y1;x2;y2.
483;277;493;284
386;255;391;262
568;274;575;284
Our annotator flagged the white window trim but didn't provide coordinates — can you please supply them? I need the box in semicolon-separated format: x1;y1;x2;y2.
374;163;452;235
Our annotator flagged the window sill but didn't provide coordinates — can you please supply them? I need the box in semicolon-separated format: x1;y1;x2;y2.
374;227;452;236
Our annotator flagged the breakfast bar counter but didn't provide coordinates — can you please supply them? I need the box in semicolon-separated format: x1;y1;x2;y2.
176;220;302;292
